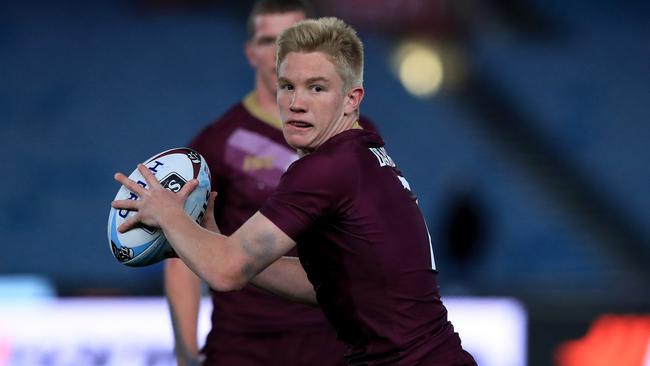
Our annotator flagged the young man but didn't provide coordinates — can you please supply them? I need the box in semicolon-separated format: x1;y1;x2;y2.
116;17;475;366
164;1;368;365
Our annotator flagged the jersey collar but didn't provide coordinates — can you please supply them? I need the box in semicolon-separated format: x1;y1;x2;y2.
242;92;283;130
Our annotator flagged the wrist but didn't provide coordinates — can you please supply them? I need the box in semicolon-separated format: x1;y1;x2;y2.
175;342;202;366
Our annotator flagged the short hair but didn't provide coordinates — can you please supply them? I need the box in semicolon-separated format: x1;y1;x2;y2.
246;0;315;39
276;17;364;91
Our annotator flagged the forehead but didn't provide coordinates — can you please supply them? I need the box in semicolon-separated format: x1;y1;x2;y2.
253;11;305;38
278;52;341;82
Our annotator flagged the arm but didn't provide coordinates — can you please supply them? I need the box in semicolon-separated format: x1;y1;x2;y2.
251;256;317;306
112;165;316;304
164;258;202;366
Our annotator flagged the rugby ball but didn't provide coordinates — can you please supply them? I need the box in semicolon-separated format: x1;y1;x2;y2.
108;148;211;267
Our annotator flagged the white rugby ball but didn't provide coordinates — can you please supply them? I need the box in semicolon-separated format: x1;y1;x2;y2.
108;147;211;267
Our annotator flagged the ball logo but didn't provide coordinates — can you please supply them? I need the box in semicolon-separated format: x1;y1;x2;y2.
167;179;182;192
111;241;135;262
187;151;201;164
160;172;186;193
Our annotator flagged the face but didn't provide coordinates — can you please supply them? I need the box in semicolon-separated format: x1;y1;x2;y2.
246;11;306;97
277;51;363;154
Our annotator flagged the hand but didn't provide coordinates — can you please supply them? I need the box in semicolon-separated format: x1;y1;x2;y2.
200;192;221;234
177;350;205;366
112;163;198;233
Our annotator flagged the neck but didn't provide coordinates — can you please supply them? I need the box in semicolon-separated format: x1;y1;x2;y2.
297;113;360;158
254;80;280;121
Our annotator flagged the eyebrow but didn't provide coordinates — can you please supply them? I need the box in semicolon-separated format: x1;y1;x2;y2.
277;76;331;85
305;77;330;84
256;35;276;44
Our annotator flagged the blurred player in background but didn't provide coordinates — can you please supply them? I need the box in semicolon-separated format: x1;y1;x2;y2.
116;16;474;366
164;1;375;365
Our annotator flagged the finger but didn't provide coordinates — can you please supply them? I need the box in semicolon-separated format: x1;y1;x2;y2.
114;172;146;195
118;214;141;233
206;192;217;214
179;179;199;199
112;198;139;211
201;192;220;233
202;192;217;223
137;163;162;188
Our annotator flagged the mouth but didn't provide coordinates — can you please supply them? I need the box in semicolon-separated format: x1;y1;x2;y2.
286;120;313;129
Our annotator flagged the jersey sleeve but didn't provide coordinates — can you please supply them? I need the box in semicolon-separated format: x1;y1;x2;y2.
359;115;379;134
260;153;347;241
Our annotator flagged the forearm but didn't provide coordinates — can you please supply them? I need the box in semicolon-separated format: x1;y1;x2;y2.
161;211;315;304
251;256;317;306
159;208;249;291
113;171;294;292
164;258;202;364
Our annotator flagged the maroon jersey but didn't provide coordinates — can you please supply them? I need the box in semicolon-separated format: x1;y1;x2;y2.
261;129;475;365
189;94;377;362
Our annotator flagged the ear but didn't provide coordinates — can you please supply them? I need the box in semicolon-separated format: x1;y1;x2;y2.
244;40;257;68
343;86;364;116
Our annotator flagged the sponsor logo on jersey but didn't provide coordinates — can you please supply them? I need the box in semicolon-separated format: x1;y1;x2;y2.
243;155;275;171
369;147;395;167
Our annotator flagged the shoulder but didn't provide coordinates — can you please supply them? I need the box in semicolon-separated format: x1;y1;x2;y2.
196;103;248;137
184;104;247;172
284;150;343;187
282;132;372;190
358;115;379;134
189;102;256;148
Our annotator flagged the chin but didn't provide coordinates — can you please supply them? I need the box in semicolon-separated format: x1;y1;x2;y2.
286;139;305;150
285;138;312;154
282;130;297;143
283;134;299;148
283;129;317;151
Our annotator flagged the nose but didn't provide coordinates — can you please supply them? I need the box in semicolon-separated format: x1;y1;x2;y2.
289;89;306;113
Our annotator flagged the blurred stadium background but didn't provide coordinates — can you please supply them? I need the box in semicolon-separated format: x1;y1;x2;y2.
1;0;649;365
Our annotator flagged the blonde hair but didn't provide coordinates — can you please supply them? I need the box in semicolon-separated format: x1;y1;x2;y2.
276;17;364;91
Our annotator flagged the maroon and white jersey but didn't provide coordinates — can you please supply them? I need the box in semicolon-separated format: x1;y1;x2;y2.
261;129;475;365
190;94;326;335
189;94;378;361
